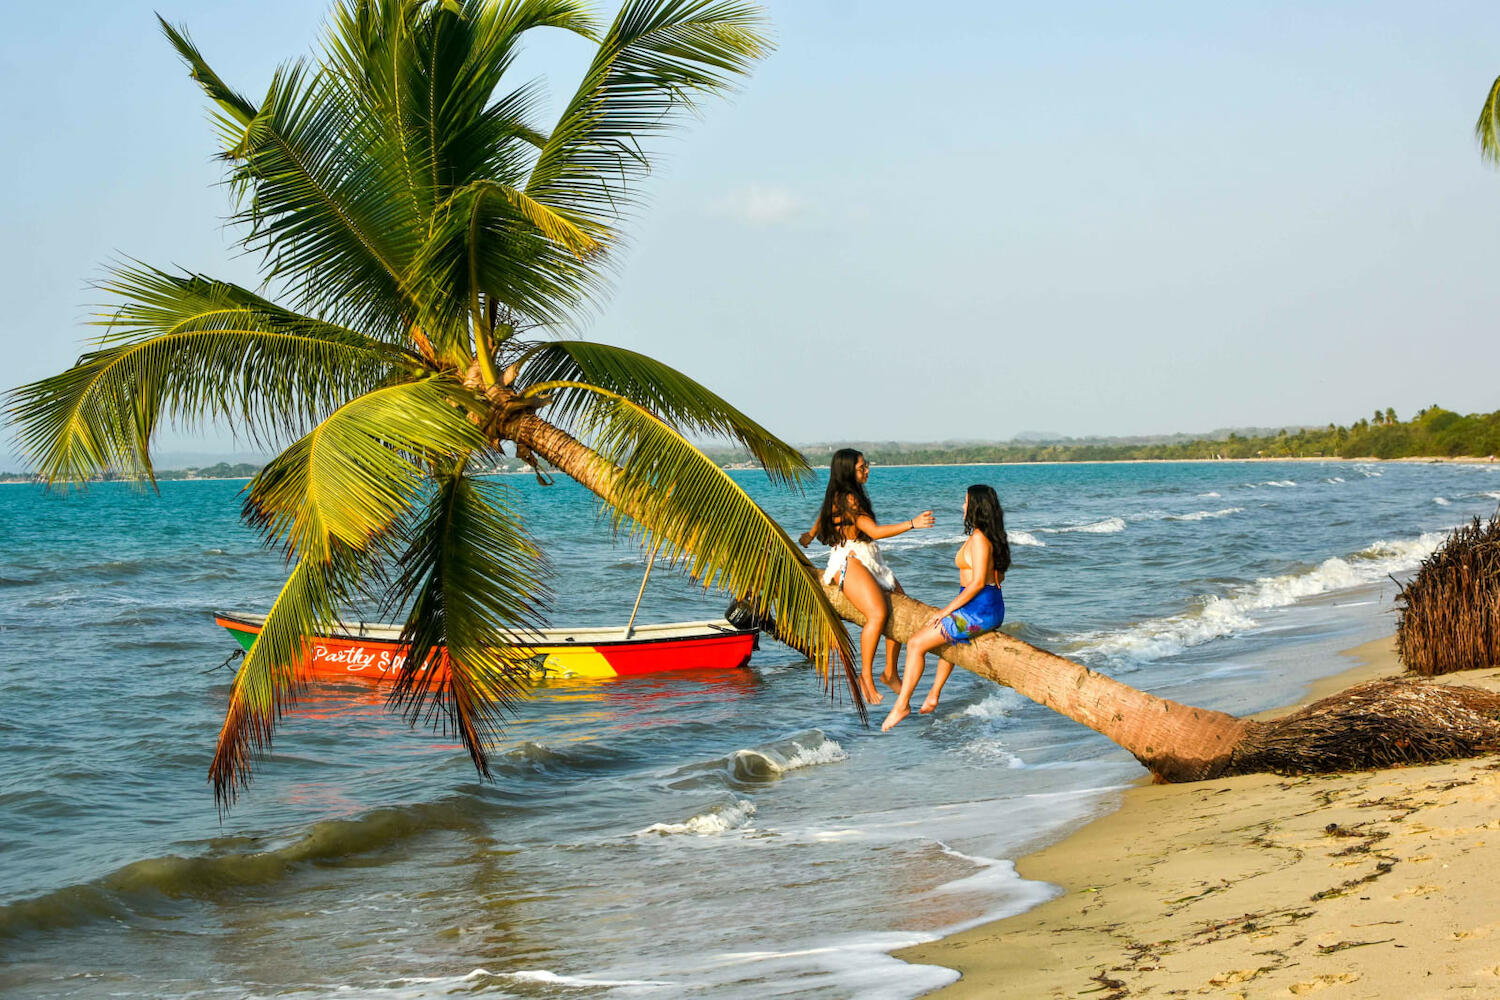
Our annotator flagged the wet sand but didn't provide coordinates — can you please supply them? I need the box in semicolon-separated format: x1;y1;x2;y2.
898;636;1500;998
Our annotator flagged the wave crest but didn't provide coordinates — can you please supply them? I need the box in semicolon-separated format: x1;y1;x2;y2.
1039;516;1125;535
1167;507;1244;522
635;799;757;836
1074;531;1448;665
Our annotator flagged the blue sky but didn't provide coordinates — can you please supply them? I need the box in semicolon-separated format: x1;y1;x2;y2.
4;1;1499;468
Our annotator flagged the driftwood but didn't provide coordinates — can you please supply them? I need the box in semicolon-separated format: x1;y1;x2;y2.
823;583;1500;781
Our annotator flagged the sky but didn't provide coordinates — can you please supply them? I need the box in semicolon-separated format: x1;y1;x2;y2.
4;0;1500;469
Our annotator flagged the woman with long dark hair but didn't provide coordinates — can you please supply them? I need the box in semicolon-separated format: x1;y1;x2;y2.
798;449;933;704
881;484;1011;730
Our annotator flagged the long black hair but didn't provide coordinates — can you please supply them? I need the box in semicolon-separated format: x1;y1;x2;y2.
813;448;875;545
964;484;1011;579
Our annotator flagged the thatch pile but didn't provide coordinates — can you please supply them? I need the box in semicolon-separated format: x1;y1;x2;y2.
1227;679;1500;775
1396;514;1500;676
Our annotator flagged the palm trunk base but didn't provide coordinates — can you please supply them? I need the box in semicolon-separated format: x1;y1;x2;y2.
1223;679;1500;776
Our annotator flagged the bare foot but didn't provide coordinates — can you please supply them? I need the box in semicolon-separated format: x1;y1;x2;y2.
919;691;941;714
881;703;910;732
861;680;884;705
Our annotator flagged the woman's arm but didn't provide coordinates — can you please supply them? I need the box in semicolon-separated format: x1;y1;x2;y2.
853;508;935;541
797;514;820;548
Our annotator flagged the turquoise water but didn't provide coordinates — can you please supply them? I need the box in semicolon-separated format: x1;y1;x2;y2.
2;460;1497;998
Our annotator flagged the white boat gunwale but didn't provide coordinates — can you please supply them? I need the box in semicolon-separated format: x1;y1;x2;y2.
213;611;753;647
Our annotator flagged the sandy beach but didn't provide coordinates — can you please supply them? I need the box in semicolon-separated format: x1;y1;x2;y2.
898;636;1500;998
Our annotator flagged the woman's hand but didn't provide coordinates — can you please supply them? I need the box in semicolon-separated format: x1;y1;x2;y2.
911;510;935;530
797;531;814;548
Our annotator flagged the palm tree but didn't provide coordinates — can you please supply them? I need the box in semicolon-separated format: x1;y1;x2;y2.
6;0;861;809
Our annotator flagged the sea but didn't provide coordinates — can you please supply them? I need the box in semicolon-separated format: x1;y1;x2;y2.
2;459;1498;998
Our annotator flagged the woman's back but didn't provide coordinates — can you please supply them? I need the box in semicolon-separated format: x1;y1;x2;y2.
955;533;1001;588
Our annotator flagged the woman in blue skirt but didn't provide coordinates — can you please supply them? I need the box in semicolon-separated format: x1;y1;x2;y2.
882;485;1011;731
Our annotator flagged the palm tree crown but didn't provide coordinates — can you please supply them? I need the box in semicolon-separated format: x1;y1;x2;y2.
6;0;861;809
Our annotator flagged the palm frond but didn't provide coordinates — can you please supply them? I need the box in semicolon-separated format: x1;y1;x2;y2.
383;462;551;777
1478;74;1500;164
161;20;426;334
410;179;602;348
209;544;379;810
518;340;808;484
244;376;488;561
4;265;403;485
525;381;861;714
322;0;592;208
526;0;773;233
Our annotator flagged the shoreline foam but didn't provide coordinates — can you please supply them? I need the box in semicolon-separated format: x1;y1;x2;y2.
896;636;1500;997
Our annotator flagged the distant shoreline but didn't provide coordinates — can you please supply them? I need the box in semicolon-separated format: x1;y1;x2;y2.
3;453;1495;484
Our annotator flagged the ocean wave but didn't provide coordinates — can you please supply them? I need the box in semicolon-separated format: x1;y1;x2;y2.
1434;496;1451;506
1038;516;1125;535
959;689;1028;721
1007;530;1045;547
1166;507;1244;522
495;739;638;777
1258;480;1296;488
957;739;1026;766
660;730;848;791
1196;491;1221;498
1073;530;1449;665
635;798;756;836
1324;476;1345;484
0;799;490;938
493;969;674;988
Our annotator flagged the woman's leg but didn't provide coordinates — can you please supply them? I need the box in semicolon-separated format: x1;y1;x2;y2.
882;623;946;731
920;659;955;714
840;557;888;705
882;580;906;694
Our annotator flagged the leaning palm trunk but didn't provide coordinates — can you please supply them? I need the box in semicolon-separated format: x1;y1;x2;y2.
825;587;1249;780
823;585;1500;781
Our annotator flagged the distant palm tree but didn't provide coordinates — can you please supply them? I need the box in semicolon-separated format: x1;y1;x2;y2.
6;0;858;808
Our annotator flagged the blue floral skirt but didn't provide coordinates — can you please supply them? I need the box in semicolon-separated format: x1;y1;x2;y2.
938;585;1005;644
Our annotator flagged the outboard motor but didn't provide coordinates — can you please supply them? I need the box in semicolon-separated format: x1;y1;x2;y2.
724;598;775;648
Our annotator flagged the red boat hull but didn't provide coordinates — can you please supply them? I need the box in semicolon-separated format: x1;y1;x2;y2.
215;613;756;683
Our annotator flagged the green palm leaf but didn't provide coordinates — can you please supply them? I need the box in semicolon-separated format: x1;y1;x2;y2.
524;380;863;714
4;265;402;484
1478;74;1500;163
517;340;808;484
244;376;489;560
322;0;592;211
209;543;381;809
527;0;773;233
161;19;425;334
410;179;602;354
383;463;552;777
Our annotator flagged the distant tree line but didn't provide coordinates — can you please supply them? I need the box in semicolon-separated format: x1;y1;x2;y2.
7;404;1498;483
705;404;1500;467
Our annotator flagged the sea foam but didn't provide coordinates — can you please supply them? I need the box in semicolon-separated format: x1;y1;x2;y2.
1075;530;1449;664
1167;507;1244;522
1039;516;1125;535
635;799;757;837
